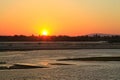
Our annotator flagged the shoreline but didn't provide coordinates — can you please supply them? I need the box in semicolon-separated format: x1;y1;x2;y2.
57;57;120;61
0;48;120;52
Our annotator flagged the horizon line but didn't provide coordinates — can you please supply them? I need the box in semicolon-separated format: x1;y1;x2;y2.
0;33;120;37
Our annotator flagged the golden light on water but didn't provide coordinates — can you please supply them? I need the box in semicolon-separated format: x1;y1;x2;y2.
40;61;49;66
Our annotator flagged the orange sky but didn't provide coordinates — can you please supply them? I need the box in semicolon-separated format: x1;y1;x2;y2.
0;0;120;36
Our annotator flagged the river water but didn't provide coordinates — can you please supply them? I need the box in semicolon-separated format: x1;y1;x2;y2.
0;49;120;80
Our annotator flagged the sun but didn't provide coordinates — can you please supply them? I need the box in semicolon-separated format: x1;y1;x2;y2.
41;30;49;36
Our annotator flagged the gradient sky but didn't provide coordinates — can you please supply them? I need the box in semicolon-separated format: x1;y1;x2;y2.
0;0;120;36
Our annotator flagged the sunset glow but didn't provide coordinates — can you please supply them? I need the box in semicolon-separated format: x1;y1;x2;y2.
41;30;48;36
0;0;120;36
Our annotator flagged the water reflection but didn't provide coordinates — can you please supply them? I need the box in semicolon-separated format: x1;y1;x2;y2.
39;61;50;66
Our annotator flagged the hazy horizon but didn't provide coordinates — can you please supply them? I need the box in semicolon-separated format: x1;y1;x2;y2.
0;0;120;36
0;33;120;37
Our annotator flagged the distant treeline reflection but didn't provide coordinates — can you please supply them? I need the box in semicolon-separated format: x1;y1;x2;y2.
0;35;120;43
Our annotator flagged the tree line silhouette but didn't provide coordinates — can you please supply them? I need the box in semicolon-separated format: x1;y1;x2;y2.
0;34;120;43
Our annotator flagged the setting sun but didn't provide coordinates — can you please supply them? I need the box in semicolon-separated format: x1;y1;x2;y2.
41;30;49;36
